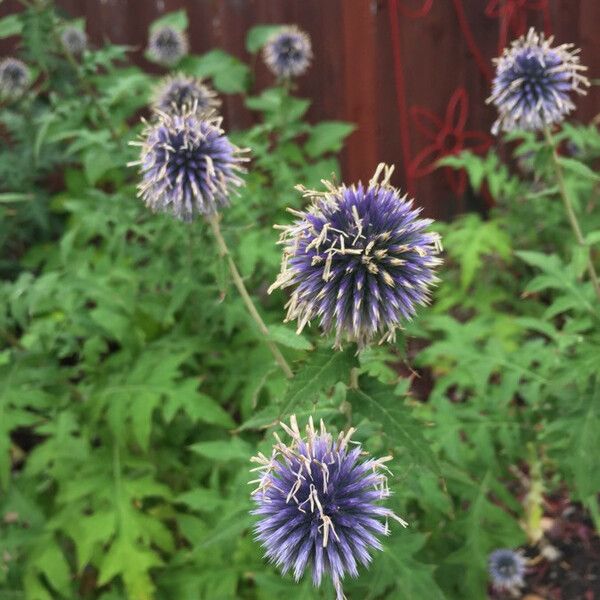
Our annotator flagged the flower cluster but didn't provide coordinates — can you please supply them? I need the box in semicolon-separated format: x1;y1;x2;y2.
263;26;312;79
130;110;247;221
60;26;87;56
151;73;221;118
269;164;442;348
488;549;527;591
488;28;590;134
147;25;189;66
0;57;30;100
251;416;407;600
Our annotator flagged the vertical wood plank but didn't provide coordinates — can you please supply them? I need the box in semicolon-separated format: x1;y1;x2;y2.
1;0;599;220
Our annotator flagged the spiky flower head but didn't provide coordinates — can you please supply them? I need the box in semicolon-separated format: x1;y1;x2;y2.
263;25;312;79
488;549;526;591
60;26;87;56
488;28;590;134
147;25;189;66
151;73;221;118
251;416;407;599
130;110;247;221
269;164;442;349
0;57;30;100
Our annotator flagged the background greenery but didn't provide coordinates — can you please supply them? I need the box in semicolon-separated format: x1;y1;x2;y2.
1;4;599;599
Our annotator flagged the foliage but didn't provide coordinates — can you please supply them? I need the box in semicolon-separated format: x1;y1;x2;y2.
1;4;599;600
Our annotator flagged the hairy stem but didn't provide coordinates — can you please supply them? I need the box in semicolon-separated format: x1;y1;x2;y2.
207;215;294;379
544;127;600;301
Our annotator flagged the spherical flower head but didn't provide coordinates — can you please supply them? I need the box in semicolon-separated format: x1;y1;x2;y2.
130;110;247;221
263;25;312;79
0;57;30;100
250;416;407;599
488;549;526;591
269;164;442;349
151;73;221;118
147;25;188;66
60;26;87;56
488;28;590;134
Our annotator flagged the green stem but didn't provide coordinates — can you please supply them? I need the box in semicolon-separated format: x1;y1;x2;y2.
544;127;600;301
207;215;294;379
349;366;360;390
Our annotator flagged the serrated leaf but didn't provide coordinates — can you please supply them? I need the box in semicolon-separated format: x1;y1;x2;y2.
558;157;600;181
83;147;118;186
245;24;284;53
280;347;358;416
348;378;440;474
34;540;72;597
268;324;313;351
0;14;23;38
305;121;355;158
189;437;251;462
149;9;188;33
181;50;250;94
175;488;223;513
445;214;511;289
98;537;161;600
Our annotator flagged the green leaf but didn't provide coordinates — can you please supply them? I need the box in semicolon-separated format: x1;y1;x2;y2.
149;9;188;33
83;147;118;185
163;387;235;428
281;347;358;416
305;121;356;158
33;539;73;597
368;533;446;600
181;50;250;94
268;324;313;351
0;192;34;203
0;14;23;38
348;378;440;474
175;488;223;513
563;382;600;505
558;156;600;182
445;214;511;289
189;437;251;462
245;24;284;53
98;537;161;600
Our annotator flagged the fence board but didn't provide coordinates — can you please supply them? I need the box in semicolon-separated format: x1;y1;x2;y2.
1;0;598;218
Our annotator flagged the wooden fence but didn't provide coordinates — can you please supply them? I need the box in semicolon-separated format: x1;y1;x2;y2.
1;0;599;218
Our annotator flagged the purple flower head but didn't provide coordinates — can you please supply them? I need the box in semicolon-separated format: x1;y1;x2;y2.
130;110;248;221
488;549;526;591
269;164;442;349
488;28;589;134
263;25;312;79
152;73;221;118
147;25;188;66
0;57;30;100
250;416;407;599
60;26;87;56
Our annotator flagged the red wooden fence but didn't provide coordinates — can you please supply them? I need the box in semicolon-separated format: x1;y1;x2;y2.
1;0;599;219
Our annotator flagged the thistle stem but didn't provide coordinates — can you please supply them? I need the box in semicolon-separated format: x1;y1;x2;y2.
543;127;600;301
207;214;294;379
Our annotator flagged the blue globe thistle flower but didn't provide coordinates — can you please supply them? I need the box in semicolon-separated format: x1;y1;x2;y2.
488;549;526;591
147;25;189;66
151;73;221;118
488;28;590;134
269;164;442;349
250;416;407;599
130;110;248;221
263;25;312;79
0;57;30;100
60;26;87;56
